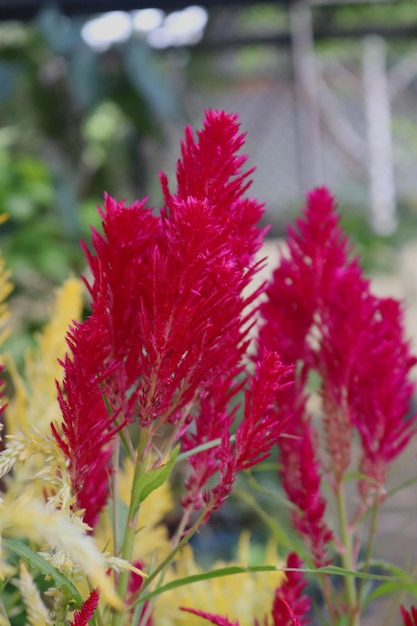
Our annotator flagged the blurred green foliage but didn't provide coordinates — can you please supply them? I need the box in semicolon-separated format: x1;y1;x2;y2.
0;6;184;359
1;1;416;363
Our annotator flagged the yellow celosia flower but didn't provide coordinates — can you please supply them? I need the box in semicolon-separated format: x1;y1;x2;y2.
153;533;285;625
0;223;12;351
14;563;52;626
0;492;122;610
5;277;83;435
0;278;84;514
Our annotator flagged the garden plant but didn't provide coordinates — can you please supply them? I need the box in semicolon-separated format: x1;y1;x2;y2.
0;109;416;626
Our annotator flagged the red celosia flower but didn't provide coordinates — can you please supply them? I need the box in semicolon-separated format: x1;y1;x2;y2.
69;589;100;626
52;315;124;528
271;553;311;626
180;607;239;626
182;350;293;516
259;188;353;368
55;110;270;527
278;394;333;567
259;186;417;504
83;110;267;428
401;605;417;626
181;368;244;512
127;561;152;626
347;296;417;496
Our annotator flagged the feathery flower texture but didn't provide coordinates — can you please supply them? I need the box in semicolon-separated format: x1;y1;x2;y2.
261;188;417;482
259;186;417;563
402;606;417;626
53;109;292;530
0;110;415;626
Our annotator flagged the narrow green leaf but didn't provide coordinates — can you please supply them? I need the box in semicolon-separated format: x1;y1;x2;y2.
364;580;417;607
140;565;282;602
315;564;405;581
140;563;402;603
361;559;411;579
3;537;82;607
131;446;179;517
386;473;417;499
233;487;306;558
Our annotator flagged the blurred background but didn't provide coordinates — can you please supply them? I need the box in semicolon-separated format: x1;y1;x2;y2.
1;1;417;617
1;1;417;350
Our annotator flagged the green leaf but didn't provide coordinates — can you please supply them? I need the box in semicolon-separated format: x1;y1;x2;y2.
140;563;404;603
314;564;403;581
140;565;283;602
3;537;82;607
359;559;417;607
139;557;415;606
386;473;417;499
131;445;179;517
233;487;306;558
364;580;417;606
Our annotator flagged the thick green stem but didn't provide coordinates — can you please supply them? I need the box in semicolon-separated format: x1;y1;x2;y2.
336;482;359;626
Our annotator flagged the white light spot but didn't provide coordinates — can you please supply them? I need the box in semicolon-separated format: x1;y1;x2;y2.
81;12;132;51
132;8;165;33
147;5;208;48
146;27;176;49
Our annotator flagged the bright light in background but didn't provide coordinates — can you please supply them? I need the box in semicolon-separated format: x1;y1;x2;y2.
147;6;208;49
81;6;208;51
132;8;165;33
81;11;132;51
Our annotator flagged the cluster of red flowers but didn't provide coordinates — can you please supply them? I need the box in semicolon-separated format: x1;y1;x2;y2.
52;110;417;625
54;110;293;528
258;187;417;555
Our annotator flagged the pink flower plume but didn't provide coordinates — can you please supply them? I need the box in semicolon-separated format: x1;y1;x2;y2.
69;589;99;626
401;605;417;626
54;110;270;527
259;186;417;506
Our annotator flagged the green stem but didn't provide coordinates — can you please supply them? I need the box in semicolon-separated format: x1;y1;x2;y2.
176;435;236;464
321;572;342;626
112;437;120;556
134;509;192;626
336;481;359;626
112;427;149;626
0;603;11;626
135;508;207;599
357;496;380;607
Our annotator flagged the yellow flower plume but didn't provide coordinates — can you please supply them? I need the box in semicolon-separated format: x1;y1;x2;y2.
0;492;122;610
5;277;83;436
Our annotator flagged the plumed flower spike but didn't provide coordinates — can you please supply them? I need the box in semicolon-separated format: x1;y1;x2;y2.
183;352;294;516
69;589;100;626
272;553;311;626
278;396;333;567
56;109;269;527
259;187;354;366
401;605;417;626
180;608;239;626
161;109;267;267
259;186;417;502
